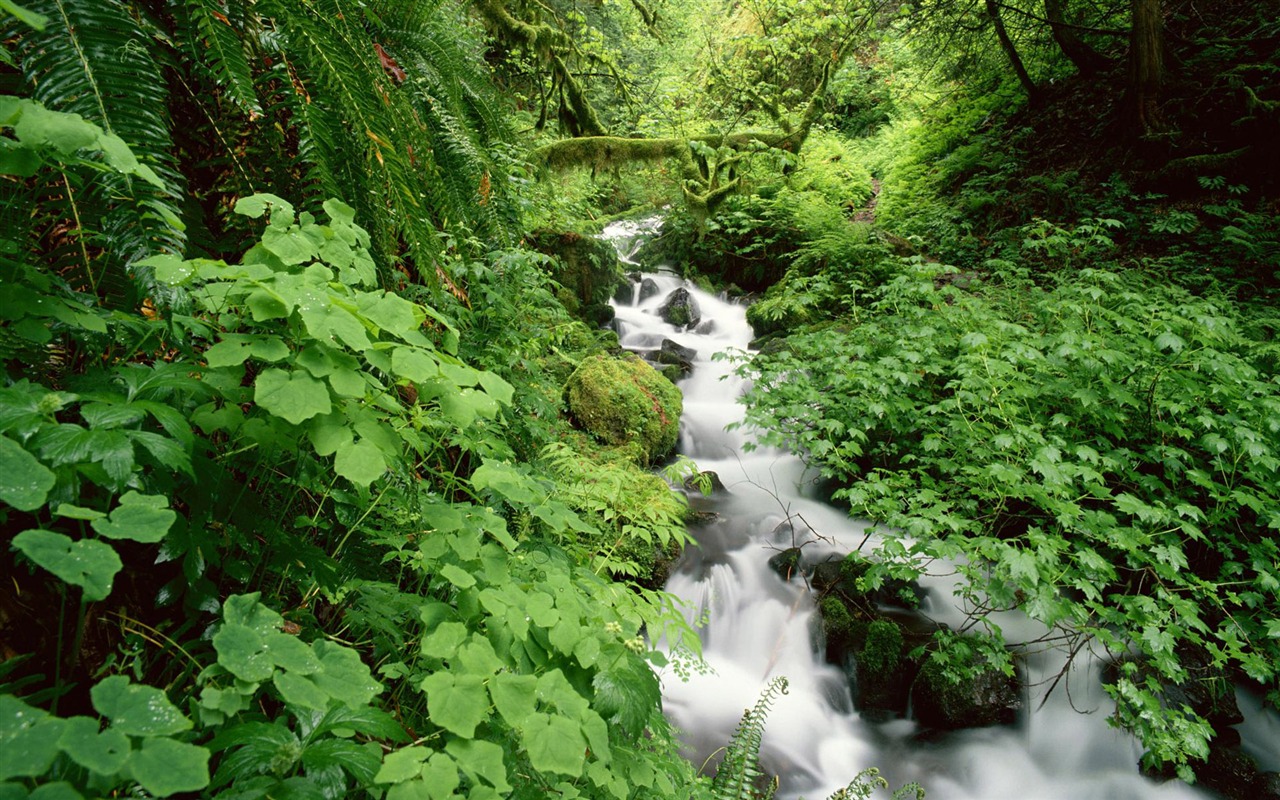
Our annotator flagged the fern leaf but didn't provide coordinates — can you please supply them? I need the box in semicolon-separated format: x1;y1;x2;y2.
712;676;788;800
177;0;260;115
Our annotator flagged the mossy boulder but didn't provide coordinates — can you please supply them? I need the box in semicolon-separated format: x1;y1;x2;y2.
565;353;682;464
912;651;1022;730
528;230;624;319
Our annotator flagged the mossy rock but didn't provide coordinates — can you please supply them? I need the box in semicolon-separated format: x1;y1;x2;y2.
528;230;624;315
565;353;682;464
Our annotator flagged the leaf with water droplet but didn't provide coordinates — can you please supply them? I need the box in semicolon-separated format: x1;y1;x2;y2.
90;676;192;737
0;694;64;781
0;434;55;511
12;530;121;601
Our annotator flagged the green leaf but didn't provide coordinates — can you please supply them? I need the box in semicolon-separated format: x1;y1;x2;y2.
90;492;176;543
57;717;130;776
420;673;488;738
273;671;331;710
254;369;332;424
522;713;586;776
262;226;319;266
334;439;386;486
0;434;55;511
488;674;537;728
376;746;429;784
440;564;476;590
446;738;511;793
421;621;468;660
12;530;121;601
1;0;50;30
213;623;275;683
90;676;192;737
126;738;209;797
310;641;381;707
476;372;514;406
234;194;294;220
0;695;64;781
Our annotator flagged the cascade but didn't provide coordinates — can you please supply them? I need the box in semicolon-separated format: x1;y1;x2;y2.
602;218;1273;800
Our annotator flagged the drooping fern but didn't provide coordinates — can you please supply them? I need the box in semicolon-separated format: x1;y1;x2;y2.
712;676;788;800
12;0;185;307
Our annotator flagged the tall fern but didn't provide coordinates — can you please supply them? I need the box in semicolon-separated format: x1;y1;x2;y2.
9;0;185;307
712;676;789;800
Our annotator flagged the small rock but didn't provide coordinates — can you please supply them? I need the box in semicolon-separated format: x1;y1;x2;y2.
912;656;1022;730
695;319;716;334
659;338;698;363
683;470;726;494
767;547;803;580
639;277;661;302
658;288;701;328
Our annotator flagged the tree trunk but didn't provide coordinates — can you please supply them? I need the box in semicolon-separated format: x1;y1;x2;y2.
1128;0;1165;133
1043;0;1110;75
985;0;1040;104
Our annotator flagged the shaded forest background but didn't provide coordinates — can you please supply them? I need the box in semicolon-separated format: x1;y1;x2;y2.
1;0;1279;797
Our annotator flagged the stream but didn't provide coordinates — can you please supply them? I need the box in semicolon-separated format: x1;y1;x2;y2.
602;218;1279;800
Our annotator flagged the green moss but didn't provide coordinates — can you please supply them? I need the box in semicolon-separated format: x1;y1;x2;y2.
820;596;855;643
860;620;903;673
564;353;682;464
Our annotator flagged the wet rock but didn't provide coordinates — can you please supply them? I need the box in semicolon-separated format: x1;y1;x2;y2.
583;303;615;327
1257;772;1280;798
811;555;924;610
658;288;701;328
639;277;661;302
849;620;909;718
768;547;803;581
527;230;623;313
614;278;636;305
695;319;716;335
683;470;726;494
659;338;698;363
911;655;1022;730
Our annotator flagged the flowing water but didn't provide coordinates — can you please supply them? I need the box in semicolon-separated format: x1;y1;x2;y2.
602;219;1273;800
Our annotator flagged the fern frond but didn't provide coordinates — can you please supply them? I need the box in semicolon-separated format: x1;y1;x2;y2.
19;0;186;306
175;0;260;115
712;676;788;800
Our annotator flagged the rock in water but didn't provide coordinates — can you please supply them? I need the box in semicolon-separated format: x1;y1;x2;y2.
639;277;661;302
658;287;701;328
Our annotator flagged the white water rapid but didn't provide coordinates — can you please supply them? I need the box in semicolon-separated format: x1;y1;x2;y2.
601;218;1271;800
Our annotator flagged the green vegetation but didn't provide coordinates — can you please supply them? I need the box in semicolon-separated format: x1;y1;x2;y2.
3;0;1279;795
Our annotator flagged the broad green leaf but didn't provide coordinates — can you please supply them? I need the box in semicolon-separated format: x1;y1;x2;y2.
213;623;275;683
27;784;81;800
57;717;130;776
476;372;514;406
455;636;503;677
440;564;475;590
0;434;54;511
53;504;104;521
308;414;353;457
375;746;429;784
262;226;318;266
266;631;322;674
204;340;252;368
521;713;586;776
234;193;293;219
488;673;537;728
246;288;289;321
391;347;439;383
90;676;192;737
420;673;487;738
90;492;175;543
446;738;511;793
13;530;121;601
0;695;63;781
327;367;366;398
126;738;209;797
420;621;468;659
273;671;330;710
222;593;283;634
419;753;460;799
334;439;386;486
254;369;332;424
310;641;381;707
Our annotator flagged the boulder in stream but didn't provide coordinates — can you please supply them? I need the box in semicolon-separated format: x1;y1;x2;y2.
658;287;701;328
639;277;661;302
564;352;682;464
911;651;1022;729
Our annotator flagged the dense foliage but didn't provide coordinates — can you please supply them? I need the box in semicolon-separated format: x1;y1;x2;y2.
3;0;1280;794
